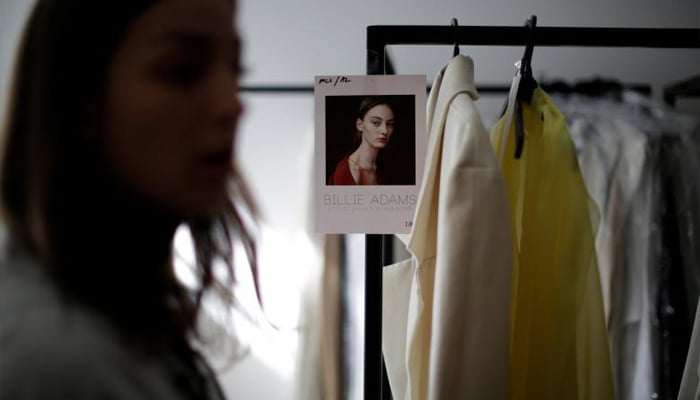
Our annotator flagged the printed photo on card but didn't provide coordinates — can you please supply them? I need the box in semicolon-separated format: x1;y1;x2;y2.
314;75;427;234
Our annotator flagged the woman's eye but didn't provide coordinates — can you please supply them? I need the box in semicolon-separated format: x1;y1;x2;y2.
159;61;206;87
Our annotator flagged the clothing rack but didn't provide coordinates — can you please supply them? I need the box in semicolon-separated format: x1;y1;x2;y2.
240;83;652;95
239;84;523;94
364;24;700;400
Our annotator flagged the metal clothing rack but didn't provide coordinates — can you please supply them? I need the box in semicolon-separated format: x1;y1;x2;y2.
364;24;700;400
239;83;626;94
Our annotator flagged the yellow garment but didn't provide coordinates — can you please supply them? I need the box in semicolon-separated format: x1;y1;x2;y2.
490;88;614;400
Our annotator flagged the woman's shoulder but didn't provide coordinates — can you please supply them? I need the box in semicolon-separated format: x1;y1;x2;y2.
0;253;122;393
330;154;356;185
334;154;350;167
0;250;69;333
0;252;193;400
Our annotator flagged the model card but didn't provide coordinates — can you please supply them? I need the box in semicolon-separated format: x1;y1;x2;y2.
314;75;427;234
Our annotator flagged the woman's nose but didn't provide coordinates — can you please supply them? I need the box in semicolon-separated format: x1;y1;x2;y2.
210;67;243;129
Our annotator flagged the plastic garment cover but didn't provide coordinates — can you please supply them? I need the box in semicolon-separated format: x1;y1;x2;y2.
665;122;700;337
490;88;614;400
553;94;661;400
554;93;700;400
674;124;700;400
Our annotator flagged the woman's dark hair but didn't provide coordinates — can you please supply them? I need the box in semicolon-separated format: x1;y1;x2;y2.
354;96;394;142
0;0;255;349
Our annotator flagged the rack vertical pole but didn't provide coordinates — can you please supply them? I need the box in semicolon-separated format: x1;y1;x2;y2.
363;37;388;400
363;234;384;399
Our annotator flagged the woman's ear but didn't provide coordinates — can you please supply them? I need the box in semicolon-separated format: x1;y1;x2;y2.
355;118;363;133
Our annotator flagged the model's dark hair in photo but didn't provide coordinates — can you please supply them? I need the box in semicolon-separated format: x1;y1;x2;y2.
354;96;394;142
0;0;255;349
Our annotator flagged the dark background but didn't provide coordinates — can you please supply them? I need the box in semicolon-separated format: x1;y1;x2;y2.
325;95;416;186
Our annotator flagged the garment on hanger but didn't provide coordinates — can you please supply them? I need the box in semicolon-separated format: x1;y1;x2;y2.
490;87;614;400
663;123;700;400
382;55;512;400
554;92;700;400
554;94;660;400
664;122;700;400
658;134;692;400
624;96;700;400
661;122;700;336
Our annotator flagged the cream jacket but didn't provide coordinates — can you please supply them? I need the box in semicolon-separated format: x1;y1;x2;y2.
382;55;512;400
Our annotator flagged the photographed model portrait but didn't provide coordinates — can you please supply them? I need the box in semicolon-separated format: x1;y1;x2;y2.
326;95;415;186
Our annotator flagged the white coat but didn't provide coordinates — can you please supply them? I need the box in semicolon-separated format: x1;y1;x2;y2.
382;55;513;400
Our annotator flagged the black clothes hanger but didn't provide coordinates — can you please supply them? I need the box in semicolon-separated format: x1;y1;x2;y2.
517;16;538;101
514;15;538;159
452;18;460;57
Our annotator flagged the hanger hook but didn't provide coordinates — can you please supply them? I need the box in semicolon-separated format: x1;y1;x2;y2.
513;15;538;160
521;15;537;76
451;18;460;57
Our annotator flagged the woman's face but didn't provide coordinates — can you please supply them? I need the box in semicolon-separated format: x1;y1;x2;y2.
356;104;394;150
101;0;241;218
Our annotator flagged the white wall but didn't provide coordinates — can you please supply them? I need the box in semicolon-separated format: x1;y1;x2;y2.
3;0;698;130
0;0;34;131
238;0;700;85
2;0;699;212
